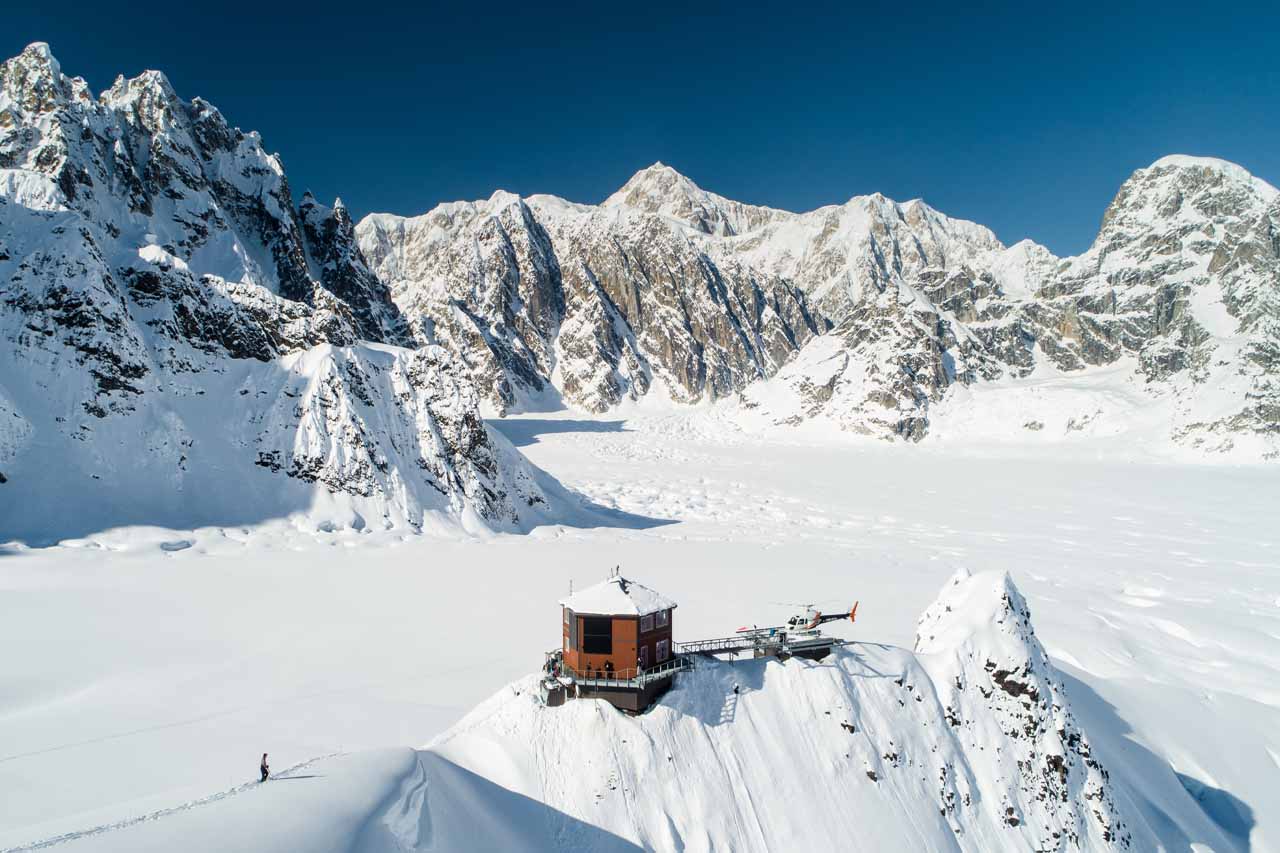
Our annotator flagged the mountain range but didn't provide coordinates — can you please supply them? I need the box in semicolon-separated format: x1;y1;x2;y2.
1;43;1276;538
361;158;1279;455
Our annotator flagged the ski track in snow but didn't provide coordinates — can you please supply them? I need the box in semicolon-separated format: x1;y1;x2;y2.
0;754;343;852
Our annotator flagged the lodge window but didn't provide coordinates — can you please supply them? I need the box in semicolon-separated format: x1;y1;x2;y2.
582;617;613;654
640;614;654;633
656;609;669;628
656;639;669;662
639;645;649;668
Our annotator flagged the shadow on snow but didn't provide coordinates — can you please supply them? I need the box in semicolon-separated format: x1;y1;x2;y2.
1059;671;1255;852
0;416;672;548
487;417;629;448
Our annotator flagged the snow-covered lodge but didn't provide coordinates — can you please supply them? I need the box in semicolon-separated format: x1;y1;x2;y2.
544;572;853;713
547;574;689;712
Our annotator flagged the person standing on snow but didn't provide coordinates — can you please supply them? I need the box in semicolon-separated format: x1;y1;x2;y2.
260;753;269;782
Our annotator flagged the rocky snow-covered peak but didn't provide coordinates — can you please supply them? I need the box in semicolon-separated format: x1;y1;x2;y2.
604;161;785;236
732;153;1278;456
1144;154;1279;200
913;569;1132;848
1024;152;1280;451
1087;154;1279;263
299;193;411;345
0;44;558;540
0;42;86;113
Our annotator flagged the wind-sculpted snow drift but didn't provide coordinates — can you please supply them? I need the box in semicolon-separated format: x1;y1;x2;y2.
0;43;561;540
333;570;1221;852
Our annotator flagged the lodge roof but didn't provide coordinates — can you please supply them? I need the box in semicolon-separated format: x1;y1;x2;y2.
559;575;676;617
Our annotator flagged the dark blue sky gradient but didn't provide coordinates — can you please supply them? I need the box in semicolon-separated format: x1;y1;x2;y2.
6;1;1278;255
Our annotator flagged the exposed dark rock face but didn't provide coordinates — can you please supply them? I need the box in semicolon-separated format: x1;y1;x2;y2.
299;193;411;346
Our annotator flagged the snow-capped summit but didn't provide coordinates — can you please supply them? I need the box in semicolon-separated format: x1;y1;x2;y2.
1145;154;1279;199
731;154;1279;456
603;162;784;236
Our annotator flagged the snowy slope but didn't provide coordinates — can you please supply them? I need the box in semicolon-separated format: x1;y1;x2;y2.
2;413;1274;851
51;569;1240;852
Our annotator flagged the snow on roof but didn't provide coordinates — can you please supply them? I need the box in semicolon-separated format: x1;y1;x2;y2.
558;575;676;617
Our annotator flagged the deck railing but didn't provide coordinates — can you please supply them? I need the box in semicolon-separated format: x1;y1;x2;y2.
676;635;759;656
546;653;691;689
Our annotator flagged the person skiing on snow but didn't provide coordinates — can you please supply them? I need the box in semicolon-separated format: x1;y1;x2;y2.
260;753;269;782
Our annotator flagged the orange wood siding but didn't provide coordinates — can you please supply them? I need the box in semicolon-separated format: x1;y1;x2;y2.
562;608;675;677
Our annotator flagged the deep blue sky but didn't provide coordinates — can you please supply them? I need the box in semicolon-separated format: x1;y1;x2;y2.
6;1;1278;255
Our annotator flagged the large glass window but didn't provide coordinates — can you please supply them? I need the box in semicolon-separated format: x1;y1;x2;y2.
656;639;669;662
582;617;612;654
656;609;670;628
640;614;654;633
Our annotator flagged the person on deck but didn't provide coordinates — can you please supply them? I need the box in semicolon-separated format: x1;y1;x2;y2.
260;753;269;782
604;660;614;679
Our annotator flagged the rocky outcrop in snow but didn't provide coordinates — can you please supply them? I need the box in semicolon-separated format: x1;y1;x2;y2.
0;43;551;540
406;570;1149;851
915;569;1129;848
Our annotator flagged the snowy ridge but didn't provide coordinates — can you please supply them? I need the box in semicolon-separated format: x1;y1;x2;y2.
1147;155;1279;200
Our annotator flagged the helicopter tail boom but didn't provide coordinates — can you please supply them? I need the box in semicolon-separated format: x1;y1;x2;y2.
806;601;859;629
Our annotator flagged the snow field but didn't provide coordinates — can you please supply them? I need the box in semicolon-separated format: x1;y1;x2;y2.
1;412;1277;850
